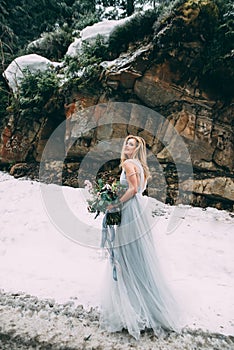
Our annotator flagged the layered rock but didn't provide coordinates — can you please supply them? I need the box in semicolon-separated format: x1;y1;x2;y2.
1;0;233;210
62;98;233;209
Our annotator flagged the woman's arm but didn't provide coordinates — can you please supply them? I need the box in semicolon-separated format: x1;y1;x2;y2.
118;161;138;204
107;161;139;210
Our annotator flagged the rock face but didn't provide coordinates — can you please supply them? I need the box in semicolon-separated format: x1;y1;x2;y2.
1;0;233;210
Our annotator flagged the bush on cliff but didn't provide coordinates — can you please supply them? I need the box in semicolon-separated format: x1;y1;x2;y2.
108;9;162;54
202;0;234;98
152;0;233;100
26;25;73;61
10;69;61;119
62;36;106;94
26;11;100;62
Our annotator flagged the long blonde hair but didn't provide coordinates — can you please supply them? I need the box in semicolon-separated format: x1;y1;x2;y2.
120;135;151;180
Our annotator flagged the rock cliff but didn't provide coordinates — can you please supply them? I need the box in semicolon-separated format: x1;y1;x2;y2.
1;0;233;210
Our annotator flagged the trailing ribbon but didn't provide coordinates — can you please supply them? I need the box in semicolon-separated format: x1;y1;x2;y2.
101;211;118;281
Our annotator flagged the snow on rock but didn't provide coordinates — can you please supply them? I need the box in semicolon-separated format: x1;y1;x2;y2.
81;19;128;41
66;17;131;57
3;54;61;93
66;37;83;57
27;37;45;51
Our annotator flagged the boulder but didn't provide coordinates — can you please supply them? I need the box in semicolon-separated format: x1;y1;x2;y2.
181;177;234;202
3;54;61;93
66;17;132;57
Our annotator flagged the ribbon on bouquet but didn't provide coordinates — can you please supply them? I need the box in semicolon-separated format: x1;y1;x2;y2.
101;211;118;281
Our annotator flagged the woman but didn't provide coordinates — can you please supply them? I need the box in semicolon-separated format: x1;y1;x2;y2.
99;135;183;340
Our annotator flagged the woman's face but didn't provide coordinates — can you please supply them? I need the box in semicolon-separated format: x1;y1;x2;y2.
124;138;137;158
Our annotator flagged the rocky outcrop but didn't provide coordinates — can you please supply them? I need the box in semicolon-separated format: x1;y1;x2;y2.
181;177;234;203
61;97;233;209
1;0;233;210
0;111;64;165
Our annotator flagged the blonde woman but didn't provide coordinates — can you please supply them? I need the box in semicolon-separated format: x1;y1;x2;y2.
99;135;183;340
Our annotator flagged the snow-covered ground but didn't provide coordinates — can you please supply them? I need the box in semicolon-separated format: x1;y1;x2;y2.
0;171;233;341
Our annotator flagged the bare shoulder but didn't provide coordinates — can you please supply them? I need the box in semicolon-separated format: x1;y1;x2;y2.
123;159;135;169
123;160;139;174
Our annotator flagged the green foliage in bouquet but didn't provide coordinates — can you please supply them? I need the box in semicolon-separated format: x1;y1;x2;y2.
86;177;125;226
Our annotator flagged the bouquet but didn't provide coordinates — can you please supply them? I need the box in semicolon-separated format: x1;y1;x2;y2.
85;177;124;226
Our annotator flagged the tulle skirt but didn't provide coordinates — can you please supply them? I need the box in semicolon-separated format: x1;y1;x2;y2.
99;194;184;340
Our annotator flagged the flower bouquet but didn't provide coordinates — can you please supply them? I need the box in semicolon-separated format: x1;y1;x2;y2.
85;177;124;226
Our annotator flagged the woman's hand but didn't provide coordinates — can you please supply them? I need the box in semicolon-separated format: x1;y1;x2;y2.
107;203;115;211
107;200;121;211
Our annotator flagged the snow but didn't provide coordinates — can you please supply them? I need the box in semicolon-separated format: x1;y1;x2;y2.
3;54;61;93
66;37;83;57
66;17;132;57
0;171;233;337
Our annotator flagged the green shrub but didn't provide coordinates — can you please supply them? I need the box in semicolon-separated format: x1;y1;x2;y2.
27;24;73;61
63;48;103;94
71;0;96;15
109;9;161;54
152;0;233;100
206;0;233;61
72;12;100;31
0;79;10;122
202;0;234;98
63;35;109;90
11;69;60;118
81;35;111;61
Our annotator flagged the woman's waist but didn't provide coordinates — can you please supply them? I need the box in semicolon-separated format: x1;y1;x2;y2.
122;192;144;206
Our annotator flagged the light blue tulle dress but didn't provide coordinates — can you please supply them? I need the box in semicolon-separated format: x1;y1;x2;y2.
99;159;183;340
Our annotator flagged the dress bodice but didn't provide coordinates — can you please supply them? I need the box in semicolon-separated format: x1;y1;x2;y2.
120;159;146;193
